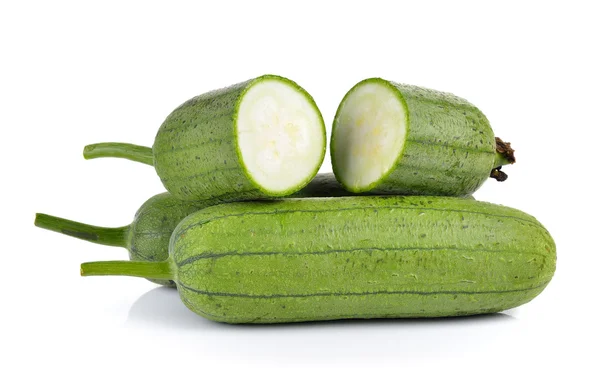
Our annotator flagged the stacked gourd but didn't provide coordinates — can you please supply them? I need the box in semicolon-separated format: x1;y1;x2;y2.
36;75;555;324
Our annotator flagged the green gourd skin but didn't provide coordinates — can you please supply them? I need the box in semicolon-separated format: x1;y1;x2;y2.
331;78;515;196
81;196;556;324
35;173;348;286
84;75;326;202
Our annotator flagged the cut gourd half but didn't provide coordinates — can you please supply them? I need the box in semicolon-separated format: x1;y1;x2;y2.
236;76;326;195
331;78;407;193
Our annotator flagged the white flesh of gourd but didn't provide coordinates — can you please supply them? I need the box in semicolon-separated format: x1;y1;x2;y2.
237;79;324;193
333;82;407;192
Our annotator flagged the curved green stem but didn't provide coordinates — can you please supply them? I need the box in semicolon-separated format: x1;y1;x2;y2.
35;213;129;248
81;261;173;280
83;142;154;166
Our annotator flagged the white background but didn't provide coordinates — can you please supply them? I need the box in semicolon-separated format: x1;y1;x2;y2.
2;1;598;382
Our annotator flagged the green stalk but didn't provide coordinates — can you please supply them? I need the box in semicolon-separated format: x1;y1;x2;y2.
493;151;513;168
81;261;173;280
35;213;129;248
83;142;154;166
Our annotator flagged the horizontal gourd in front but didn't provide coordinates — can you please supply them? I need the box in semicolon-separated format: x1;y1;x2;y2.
170;196;555;322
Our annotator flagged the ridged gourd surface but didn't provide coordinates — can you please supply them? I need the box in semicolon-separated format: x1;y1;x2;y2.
128;174;348;265
127;174;349;286
128;193;207;286
153;82;254;201
170;196;556;323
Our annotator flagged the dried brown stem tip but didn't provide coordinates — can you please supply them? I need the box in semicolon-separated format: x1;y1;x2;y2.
490;167;508;182
495;137;516;164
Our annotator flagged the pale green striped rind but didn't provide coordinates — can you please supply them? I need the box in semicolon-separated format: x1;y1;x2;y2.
178;284;549;323
170;196;556;323
128;193;212;286
332;78;496;196
126;175;354;286
128;175;344;266
153;75;325;202
153;80;252;201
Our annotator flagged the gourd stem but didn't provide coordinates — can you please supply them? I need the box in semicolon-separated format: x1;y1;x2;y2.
35;213;129;248
493;151;513;168
493;137;516;168
83;142;154;166
81;261;173;280
490;137;516;181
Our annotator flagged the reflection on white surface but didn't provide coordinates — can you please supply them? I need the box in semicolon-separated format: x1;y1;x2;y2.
127;286;518;361
127;286;208;329
127;286;516;328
